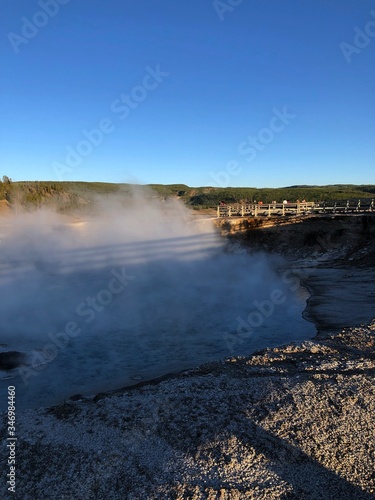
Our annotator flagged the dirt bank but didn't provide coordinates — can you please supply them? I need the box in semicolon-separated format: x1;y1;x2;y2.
216;214;375;266
0;200;11;216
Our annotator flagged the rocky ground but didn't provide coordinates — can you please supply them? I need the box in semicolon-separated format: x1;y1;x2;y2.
1;214;375;499
1;320;375;499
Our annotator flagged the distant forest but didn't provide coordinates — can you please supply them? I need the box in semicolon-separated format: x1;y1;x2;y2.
1;177;375;212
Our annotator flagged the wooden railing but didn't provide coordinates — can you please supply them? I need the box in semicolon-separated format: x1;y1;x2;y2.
217;200;375;217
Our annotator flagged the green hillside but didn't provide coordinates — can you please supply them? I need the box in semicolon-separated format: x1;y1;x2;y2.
0;176;374;213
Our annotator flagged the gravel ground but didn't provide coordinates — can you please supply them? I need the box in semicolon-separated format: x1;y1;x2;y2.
1;319;375;499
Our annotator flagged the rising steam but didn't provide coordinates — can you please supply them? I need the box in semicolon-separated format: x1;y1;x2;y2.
0;191;313;409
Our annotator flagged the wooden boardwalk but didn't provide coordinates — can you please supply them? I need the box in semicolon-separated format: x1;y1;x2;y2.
217;200;375;218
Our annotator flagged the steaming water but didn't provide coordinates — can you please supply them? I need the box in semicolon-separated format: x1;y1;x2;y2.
0;201;315;410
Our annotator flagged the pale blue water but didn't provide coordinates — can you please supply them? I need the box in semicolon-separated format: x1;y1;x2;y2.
0;255;315;411
0;214;316;410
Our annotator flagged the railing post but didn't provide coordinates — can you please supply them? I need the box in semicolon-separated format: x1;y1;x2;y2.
217;206;220;217
371;199;374;212
241;205;244;217
357;199;360;212
228;206;231;217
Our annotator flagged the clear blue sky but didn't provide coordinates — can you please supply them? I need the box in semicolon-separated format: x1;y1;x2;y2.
1;0;374;187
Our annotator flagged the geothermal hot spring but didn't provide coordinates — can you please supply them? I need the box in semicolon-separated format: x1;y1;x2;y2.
0;198;315;410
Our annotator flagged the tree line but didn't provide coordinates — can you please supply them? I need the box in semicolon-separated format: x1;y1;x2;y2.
1;178;374;211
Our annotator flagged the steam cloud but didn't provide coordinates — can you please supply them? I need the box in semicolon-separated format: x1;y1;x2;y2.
0;192;312;409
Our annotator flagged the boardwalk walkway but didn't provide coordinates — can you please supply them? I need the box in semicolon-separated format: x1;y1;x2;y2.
217;200;375;217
